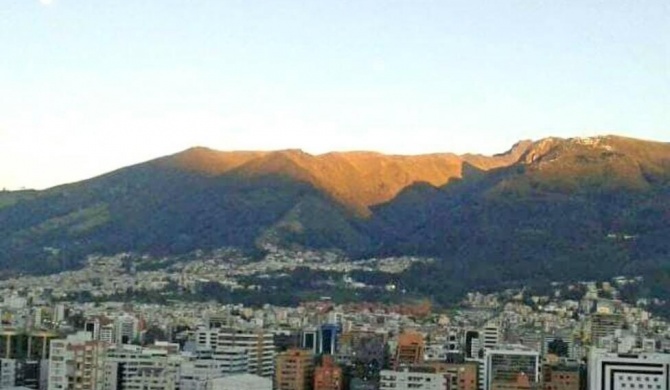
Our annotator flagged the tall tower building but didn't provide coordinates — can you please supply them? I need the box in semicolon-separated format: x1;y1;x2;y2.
47;331;108;390
318;325;340;355
275;348;314;390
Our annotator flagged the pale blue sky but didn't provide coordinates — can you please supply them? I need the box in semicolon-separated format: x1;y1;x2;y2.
0;0;668;189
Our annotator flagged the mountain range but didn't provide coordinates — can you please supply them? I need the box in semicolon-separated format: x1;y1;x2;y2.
1;135;669;292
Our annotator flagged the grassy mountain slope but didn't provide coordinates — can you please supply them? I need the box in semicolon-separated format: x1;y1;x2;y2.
0;144;526;274
1;135;668;289
371;136;670;297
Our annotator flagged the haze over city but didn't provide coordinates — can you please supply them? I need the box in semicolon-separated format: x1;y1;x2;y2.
1;0;668;189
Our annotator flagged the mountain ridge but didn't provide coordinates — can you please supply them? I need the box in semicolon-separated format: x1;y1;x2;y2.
148;141;534;216
1;134;669;291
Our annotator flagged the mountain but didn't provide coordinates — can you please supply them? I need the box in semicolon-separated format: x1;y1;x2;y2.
0;142;530;274
0;135;669;293
371;135;670;297
154;141;532;216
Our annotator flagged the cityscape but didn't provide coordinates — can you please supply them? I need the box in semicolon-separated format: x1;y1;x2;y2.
1;1;668;390
0;249;667;390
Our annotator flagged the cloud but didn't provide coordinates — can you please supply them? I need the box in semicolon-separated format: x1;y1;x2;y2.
39;0;54;6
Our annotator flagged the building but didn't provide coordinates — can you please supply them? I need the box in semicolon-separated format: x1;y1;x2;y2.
0;329;57;360
13;359;45;389
103;344;180;390
338;331;386;381
466;331;481;359
115;314;141;345
275;348;314;390
208;373;271;390
217;328;275;377
319;325;341;355
591;314;624;346
542;364;581;390
178;358;230;390
302;329;319;354
588;349;670;390
195;328;219;351
313;356;342;390
484;346;540;390
394;331;425;369
416;362;479;390
380;369;448;390
211;346;248;375
0;358;17;388
47;331;108;390
482;324;501;351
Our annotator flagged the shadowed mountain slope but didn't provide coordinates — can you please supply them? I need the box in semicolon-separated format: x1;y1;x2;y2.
371;136;670;295
1;135;668;290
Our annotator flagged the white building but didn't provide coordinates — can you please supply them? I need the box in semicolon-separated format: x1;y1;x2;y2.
115;314;140;344
208;373;272;390
588;349;670;390
379;370;448;390
216;329;274;377
48;331;108;390
103;344;180;390
195;328;219;350
212;346;249;374
178;359;230;390
482;323;501;350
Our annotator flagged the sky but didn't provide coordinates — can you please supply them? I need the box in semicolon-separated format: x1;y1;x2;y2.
0;0;668;190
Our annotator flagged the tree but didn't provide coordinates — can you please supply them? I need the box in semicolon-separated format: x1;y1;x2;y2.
143;325;168;345
548;338;569;357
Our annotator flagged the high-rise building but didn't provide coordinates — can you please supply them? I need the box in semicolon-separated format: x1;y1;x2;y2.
313;356;342;390
394;331;425;369
275;348;314;390
47;331;108;390
319;325;341;355
588;349;670;390
302;329;319;354
216;328;275;377
484;346;540;390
